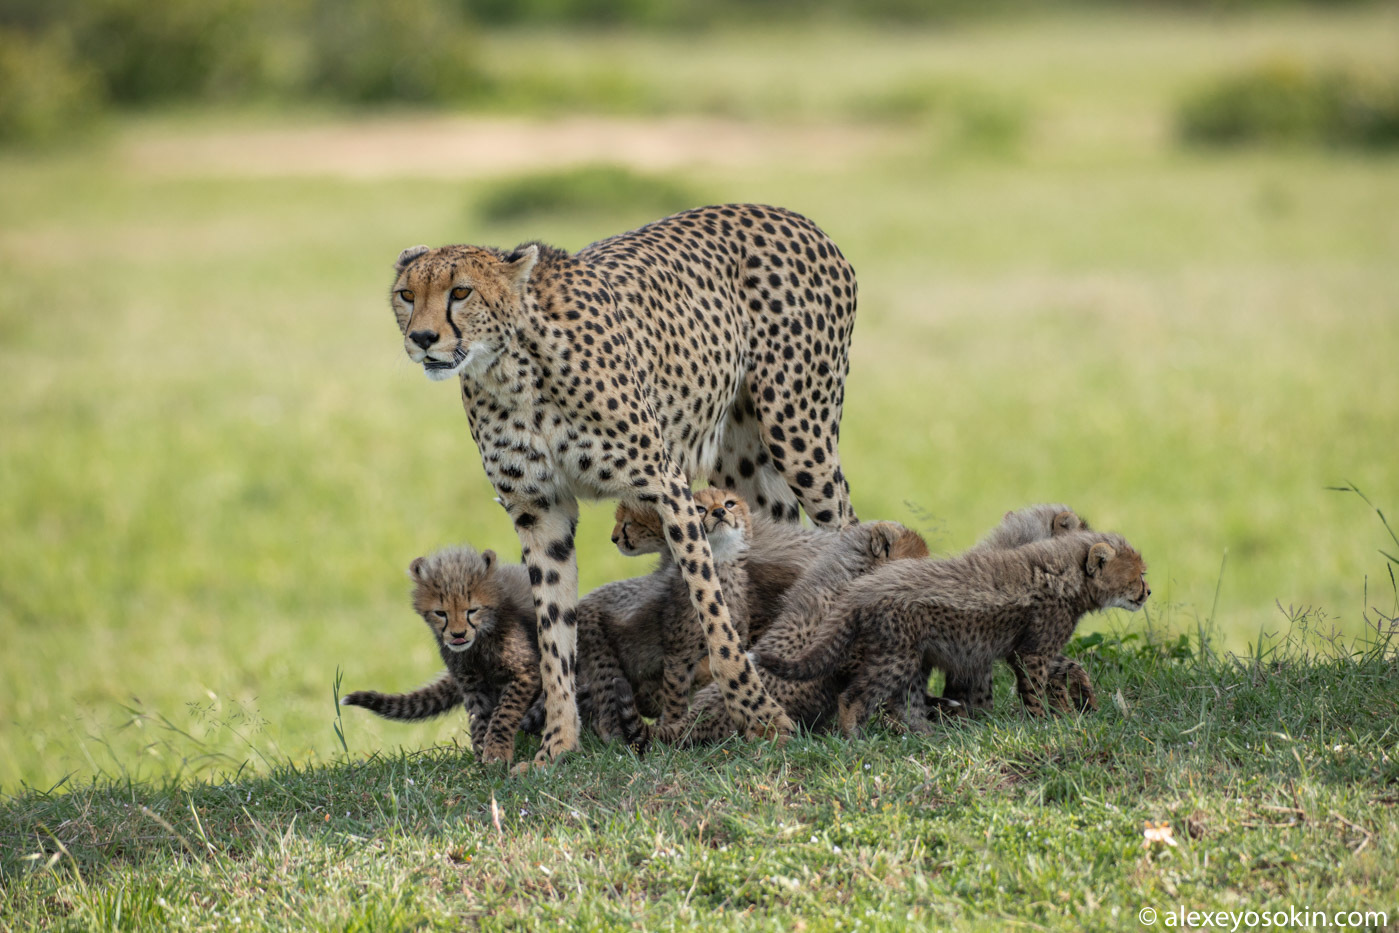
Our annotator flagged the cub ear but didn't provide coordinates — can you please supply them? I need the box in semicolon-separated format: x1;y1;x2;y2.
504;244;539;290
1086;542;1115;576
395;245;430;274
480;549;496;571
408;556;429;581
1054;511;1082;533
868;524;897;559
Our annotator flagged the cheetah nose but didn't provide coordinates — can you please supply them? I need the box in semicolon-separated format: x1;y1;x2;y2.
712;508;727;519
408;330;438;350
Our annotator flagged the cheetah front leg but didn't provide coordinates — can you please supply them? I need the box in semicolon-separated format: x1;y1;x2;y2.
647;481;793;745
504;497;583;768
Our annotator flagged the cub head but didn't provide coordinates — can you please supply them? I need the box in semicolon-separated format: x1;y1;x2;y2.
390;243;539;381
862;521;930;562
1083;536;1150;612
693;488;752;562
610;502;666;557
409;546;505;652
980;503;1090;551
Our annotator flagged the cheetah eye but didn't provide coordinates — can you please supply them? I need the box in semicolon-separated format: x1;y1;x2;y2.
432;610;447;620
724;499;737;509
466;608;480;618
398;289;415;303
450;286;472;302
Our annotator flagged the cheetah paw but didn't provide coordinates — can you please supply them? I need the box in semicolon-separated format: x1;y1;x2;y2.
744;712;794;745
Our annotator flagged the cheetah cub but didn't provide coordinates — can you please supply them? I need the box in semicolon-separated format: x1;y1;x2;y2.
756;531;1149;736
666;520;930;746
610;495;842;646
584;488;754;735
947;503;1098;713
342;546;644;764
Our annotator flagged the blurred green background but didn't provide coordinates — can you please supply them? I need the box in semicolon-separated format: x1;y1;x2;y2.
1;0;1396;792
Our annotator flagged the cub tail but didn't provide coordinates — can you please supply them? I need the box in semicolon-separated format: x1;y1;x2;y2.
341;671;462;721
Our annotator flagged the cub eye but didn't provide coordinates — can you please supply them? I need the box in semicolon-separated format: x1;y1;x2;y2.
724;499;737;509
450;286;472;302
466;608;479;617
398;289;415;303
432;610;447;620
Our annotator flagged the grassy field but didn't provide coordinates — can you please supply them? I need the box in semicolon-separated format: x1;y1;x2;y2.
1;7;1397;929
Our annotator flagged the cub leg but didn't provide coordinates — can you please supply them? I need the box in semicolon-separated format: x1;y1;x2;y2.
942;667;994;714
1008;652;1052;718
837;650;919;739
657;623;706;729
1046;655;1097;713
481;674;541;765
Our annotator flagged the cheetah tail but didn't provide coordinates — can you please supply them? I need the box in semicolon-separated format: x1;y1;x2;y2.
753;608;863;682
340;670;462;721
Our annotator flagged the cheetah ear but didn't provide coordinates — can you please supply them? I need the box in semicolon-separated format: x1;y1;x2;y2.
504;244;539;290
395;245;429;274
1054;511;1081;533
1086;542;1114;576
408;556;429;582
480;549;496;572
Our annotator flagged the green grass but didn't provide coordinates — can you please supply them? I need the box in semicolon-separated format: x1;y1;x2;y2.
2;621;1395;930
1;7;1398;927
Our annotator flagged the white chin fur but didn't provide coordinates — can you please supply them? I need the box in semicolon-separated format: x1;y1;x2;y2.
1106;596;1146;612
445;640;473;652
424;344;490;382
707;525;747;563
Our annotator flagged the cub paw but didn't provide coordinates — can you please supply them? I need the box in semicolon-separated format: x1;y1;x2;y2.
926;695;967;719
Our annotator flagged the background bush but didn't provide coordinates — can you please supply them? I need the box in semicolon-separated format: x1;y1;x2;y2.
69;0;271;104
301;0;488;104
0;0;1391;141
1179;59;1399;149
0;29;101;146
476;165;704;224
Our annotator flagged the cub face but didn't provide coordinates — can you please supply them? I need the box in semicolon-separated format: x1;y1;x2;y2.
611;490;755;562
1084;540;1150;611
610;502;666;557
410;550;501;652
693;488;752;562
390;244;539;382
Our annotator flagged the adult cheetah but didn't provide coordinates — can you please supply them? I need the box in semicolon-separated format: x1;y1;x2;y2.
390;204;860;766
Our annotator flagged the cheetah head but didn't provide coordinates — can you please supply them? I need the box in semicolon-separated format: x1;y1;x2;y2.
390;243;538;381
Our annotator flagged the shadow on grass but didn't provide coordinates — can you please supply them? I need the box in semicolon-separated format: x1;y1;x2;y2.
3;604;1395;892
